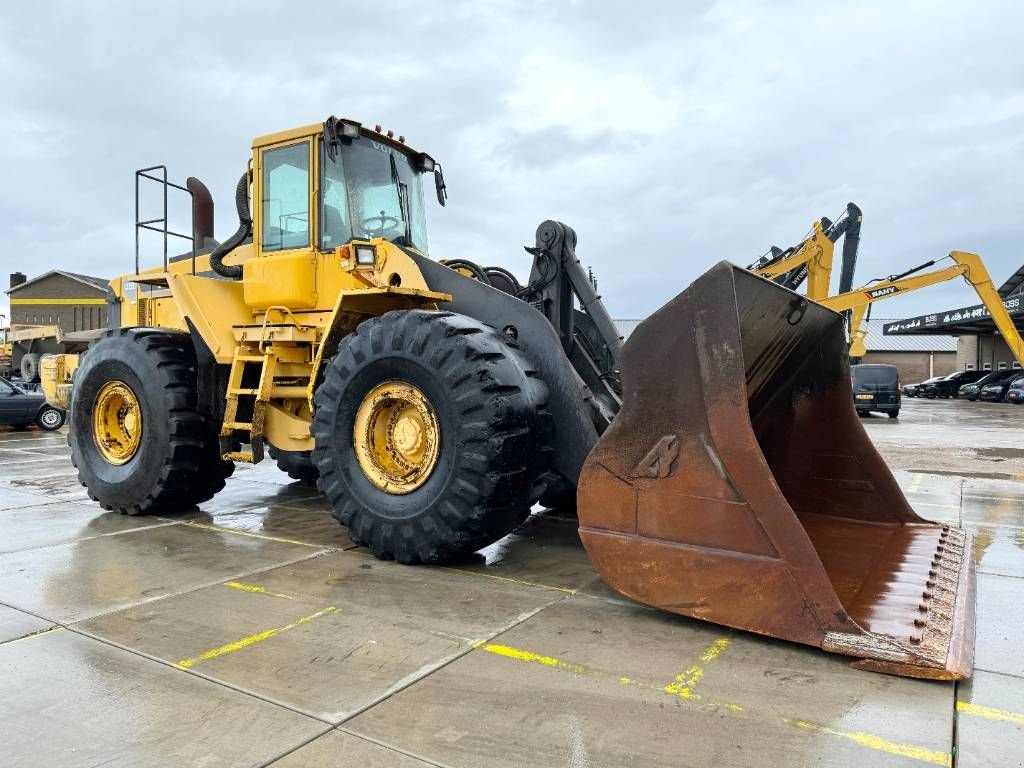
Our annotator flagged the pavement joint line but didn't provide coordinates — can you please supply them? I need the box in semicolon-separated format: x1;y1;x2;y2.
251;725;339;768
179;520;337;549
0;625;64;646
66;623;337;726
175;605;340;669
1;456;72;466
956;700;1024;726
330;596;568;727
222;580;296;599
0;520;183;556
476;638;955;765
335;727;451;768
437;565;578;594
22;546;334;629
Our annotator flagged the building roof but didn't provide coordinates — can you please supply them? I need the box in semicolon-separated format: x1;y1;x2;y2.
615;317;956;353
998;261;1024;298
614;319;643;339
862;318;957;352
6;270;109;295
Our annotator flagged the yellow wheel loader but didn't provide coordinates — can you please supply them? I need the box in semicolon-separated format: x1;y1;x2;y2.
43;118;975;679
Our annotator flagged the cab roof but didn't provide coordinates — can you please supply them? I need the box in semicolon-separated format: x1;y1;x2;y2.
251;119;423;158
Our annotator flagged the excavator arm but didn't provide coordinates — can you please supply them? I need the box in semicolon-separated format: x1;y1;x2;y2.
822;251;1024;363
751;203;863;302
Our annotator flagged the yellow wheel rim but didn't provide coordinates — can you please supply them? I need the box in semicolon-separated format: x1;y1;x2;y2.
92;381;143;465
353;381;441;494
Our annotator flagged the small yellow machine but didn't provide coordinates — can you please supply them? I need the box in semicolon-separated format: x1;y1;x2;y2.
42;118;981;679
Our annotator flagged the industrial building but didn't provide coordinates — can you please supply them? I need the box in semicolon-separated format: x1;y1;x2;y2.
7;270;109;330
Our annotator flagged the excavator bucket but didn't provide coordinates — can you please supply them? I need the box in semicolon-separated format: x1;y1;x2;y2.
578;262;975;679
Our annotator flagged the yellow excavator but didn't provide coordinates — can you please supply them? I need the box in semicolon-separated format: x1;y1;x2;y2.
820;253;1024;362
750;208;1023;366
41;118;975;680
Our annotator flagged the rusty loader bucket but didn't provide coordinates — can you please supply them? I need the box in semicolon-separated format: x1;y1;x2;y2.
578;263;975;679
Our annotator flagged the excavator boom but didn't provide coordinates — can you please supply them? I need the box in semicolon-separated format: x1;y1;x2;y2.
824;251;1024;364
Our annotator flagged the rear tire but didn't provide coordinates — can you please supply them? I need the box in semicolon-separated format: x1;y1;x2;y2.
888;410;899;419
268;445;318;486
69;329;232;515
36;406;65;431
20;353;40;383
312;310;552;563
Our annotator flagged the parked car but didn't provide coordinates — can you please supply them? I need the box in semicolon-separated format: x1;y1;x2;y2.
979;370;1023;402
1007;377;1024;404
921;369;988;398
0;377;65;430
851;363;901;418
903;375;944;398
961;369;1019;401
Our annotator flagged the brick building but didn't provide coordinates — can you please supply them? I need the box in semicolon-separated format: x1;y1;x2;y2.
7;270;109;332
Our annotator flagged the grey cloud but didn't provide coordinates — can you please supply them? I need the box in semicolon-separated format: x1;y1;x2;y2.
1;0;1022;323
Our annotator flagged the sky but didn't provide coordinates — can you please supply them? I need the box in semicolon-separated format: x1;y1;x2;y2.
1;0;1022;325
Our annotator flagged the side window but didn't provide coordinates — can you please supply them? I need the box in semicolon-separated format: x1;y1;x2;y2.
321;150;352;249
262;142;310;252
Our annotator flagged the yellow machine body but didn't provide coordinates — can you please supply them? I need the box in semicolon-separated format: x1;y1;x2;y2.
46;122;450;456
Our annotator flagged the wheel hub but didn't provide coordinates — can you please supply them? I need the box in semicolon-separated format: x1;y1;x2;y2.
353;381;440;494
93;381;142;465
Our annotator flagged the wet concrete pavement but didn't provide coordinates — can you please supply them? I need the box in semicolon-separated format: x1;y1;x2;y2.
0;397;1021;767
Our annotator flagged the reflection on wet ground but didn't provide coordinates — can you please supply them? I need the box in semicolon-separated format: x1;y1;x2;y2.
0;397;1021;767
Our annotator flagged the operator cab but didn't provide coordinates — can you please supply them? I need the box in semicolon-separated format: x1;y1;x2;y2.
254;117;445;258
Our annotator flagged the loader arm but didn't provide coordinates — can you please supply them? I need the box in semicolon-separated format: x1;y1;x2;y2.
822;251;1024;366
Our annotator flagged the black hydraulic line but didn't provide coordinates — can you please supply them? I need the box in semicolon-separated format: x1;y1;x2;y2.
442;259;491;283
886;259;937;282
209;172;251;280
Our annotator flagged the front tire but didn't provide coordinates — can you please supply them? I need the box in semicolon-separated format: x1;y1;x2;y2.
36;406;65;431
69;329;232;515
312;310;552;563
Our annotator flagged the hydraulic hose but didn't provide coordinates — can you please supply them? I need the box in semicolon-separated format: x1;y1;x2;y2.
209;172;251;279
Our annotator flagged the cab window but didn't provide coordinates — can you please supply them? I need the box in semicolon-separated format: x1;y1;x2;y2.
262;142;310;252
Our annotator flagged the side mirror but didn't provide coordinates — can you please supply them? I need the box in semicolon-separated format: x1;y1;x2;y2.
434;166;447;207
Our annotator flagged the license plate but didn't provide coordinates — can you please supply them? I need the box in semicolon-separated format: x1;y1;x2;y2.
856;394;874;400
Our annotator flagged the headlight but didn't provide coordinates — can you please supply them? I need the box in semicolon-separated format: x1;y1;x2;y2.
355;244;377;266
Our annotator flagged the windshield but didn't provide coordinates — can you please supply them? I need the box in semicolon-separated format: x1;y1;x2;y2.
321;138;428;253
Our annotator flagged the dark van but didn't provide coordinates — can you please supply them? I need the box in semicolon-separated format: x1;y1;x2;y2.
851;364;901;418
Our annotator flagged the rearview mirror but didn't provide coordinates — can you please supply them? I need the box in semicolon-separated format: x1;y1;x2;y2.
434;166;447;207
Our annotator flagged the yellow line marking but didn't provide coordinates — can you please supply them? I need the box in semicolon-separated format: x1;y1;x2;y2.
476;641;741;710
440;566;577;594
175;606;338;669
958;700;1024;726
664;637;731;700
786;719;951;766
478;641;957;763
223;581;294;599
909;474;925;493
181;521;324;548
